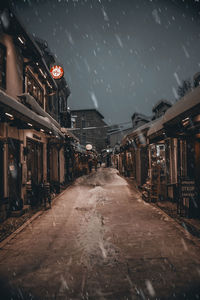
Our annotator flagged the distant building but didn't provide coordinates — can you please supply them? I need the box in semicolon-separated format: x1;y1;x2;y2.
107;126;133;148
70;109;108;152
152;99;172;120
131;113;151;129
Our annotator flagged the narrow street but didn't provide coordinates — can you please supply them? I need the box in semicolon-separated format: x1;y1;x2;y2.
0;168;200;300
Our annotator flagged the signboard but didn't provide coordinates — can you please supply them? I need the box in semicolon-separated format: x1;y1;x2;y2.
50;65;64;79
181;180;195;196
178;178;196;217
33;134;41;141
86;144;92;151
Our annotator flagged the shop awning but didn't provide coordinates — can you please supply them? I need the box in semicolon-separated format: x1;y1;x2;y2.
132;120;157;136
121;120;156;146
61;127;79;142
18;93;61;129
0;90;64;138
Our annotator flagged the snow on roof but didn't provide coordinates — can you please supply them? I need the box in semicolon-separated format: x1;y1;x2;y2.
147;86;200;136
127;119;156;140
121;87;200;144
147;117;164;137
163;86;200;124
121;120;156;145
18;93;61;129
0;90;64;138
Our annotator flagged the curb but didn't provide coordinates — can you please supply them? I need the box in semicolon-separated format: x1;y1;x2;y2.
127;179;200;248
0;211;43;249
150;203;200;246
0;187;69;250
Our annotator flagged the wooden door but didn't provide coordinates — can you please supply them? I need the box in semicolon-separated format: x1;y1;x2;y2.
8;139;21;210
0;141;4;200
27;138;43;185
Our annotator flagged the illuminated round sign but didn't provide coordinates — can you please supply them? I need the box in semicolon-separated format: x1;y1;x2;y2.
86;144;92;151
50;65;64;79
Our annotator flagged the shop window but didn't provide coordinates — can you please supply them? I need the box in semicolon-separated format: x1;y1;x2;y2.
0;43;6;90
60;95;67;112
26;70;44;108
47;94;53;112
82;119;86;128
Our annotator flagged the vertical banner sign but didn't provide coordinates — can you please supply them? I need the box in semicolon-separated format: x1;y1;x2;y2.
179;178;196;217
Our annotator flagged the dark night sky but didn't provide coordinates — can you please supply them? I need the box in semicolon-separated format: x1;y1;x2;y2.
11;0;200;125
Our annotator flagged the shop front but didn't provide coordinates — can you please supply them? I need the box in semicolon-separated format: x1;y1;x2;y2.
163;86;200;218
176;135;200;218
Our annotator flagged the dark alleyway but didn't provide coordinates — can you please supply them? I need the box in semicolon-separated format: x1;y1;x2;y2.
0;168;200;300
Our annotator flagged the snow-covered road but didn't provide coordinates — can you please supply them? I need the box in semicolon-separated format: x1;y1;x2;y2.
0;168;200;299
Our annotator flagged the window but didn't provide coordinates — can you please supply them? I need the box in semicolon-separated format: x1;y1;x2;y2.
82;132;86;145
81;119;85;128
0;43;6;90
26;70;44;108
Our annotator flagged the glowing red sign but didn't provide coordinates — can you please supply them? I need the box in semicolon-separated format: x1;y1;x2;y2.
50;65;64;79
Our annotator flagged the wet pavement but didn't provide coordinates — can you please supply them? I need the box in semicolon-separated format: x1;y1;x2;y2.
0;168;200;300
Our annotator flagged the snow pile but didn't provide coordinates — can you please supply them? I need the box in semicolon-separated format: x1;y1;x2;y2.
75;168;125;187
74;173;121;268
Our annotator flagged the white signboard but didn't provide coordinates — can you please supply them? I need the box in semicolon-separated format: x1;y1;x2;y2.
86;144;92;151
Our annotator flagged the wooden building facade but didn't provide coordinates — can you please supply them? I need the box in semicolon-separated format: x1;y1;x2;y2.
117;87;200;219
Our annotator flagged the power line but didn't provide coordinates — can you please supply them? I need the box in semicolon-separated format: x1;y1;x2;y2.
69;120;132;131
